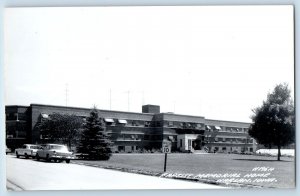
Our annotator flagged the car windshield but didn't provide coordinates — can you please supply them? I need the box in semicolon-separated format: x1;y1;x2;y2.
30;146;39;149
49;145;68;151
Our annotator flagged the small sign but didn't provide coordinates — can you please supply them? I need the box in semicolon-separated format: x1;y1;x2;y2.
162;146;171;153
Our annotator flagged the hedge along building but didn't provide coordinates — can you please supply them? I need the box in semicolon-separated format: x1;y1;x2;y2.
5;104;256;153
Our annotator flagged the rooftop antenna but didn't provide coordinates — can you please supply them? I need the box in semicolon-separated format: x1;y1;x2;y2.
138;90;145;105
142;91;145;105
173;101;176;113
65;83;68;107
109;89;112;110
127;90;130;111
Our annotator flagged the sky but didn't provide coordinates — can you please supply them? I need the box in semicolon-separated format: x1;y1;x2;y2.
4;6;294;122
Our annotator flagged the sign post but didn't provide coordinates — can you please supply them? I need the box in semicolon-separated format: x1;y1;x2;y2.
164;153;168;172
162;142;171;172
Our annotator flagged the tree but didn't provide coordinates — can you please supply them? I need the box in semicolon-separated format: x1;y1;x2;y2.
38;113;83;150
249;83;295;161
77;108;112;160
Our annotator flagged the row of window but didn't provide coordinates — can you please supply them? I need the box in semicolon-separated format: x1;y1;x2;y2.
206;125;249;133
211;137;254;144
212;146;253;152
116;134;164;141
39;113;249;132
6;112;28;121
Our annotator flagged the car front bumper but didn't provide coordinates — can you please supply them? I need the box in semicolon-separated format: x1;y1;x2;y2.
51;154;75;160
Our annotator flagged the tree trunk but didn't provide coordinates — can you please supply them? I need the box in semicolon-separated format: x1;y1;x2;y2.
277;145;281;161
68;140;71;151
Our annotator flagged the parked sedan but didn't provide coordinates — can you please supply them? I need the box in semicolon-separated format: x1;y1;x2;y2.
15;144;41;159
6;145;11;155
36;144;74;163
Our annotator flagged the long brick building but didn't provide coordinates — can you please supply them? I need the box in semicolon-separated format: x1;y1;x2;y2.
5;104;256;153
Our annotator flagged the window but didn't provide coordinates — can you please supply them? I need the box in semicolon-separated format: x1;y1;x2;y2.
145;121;150;127
222;147;227;151
104;118;115;126
223;138;226;142
144;135;150;140
215;126;221;131
118;146;124;151
188;139;192;147
6;113;18;120
180;139;182;148
168;121;174;127
214;137;218;142
118;119;127;124
168;136;174;142
131;121;137;126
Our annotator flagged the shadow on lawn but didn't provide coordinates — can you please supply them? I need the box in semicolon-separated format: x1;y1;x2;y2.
233;158;292;162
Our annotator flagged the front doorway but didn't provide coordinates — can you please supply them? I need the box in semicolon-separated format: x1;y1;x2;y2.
192;139;202;150
177;134;205;152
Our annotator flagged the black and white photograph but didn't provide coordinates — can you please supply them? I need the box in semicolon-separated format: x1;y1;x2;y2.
4;5;295;190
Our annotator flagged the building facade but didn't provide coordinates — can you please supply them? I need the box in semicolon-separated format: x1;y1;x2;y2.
5;104;256;153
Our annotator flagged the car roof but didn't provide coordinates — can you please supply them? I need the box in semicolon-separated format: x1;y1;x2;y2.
44;144;66;146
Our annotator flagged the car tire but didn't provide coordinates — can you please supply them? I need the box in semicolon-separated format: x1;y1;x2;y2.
66;159;70;164
46;154;50;162
16;152;20;158
25;153;29;159
36;154;40;161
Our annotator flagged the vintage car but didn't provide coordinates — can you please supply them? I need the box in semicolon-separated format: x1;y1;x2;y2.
15;144;41;158
6;145;11;155
35;144;74;163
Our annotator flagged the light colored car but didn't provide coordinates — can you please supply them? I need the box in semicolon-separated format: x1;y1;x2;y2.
15;144;41;158
6;145;11;155
36;144;74;163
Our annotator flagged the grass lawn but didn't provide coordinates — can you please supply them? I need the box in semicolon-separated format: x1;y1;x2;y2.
73;153;295;189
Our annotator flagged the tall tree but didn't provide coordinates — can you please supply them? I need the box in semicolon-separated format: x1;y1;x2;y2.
77;108;112;160
38;113;83;149
249;83;295;161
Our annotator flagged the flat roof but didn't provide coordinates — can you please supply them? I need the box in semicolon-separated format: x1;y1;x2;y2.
6;103;251;124
29;103;154;116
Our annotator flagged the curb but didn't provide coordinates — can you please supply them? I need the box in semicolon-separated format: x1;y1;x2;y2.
6;180;24;191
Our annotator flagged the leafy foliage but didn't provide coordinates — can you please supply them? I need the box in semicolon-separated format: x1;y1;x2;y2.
38;113;83;149
249;83;294;160
77;108;112;160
